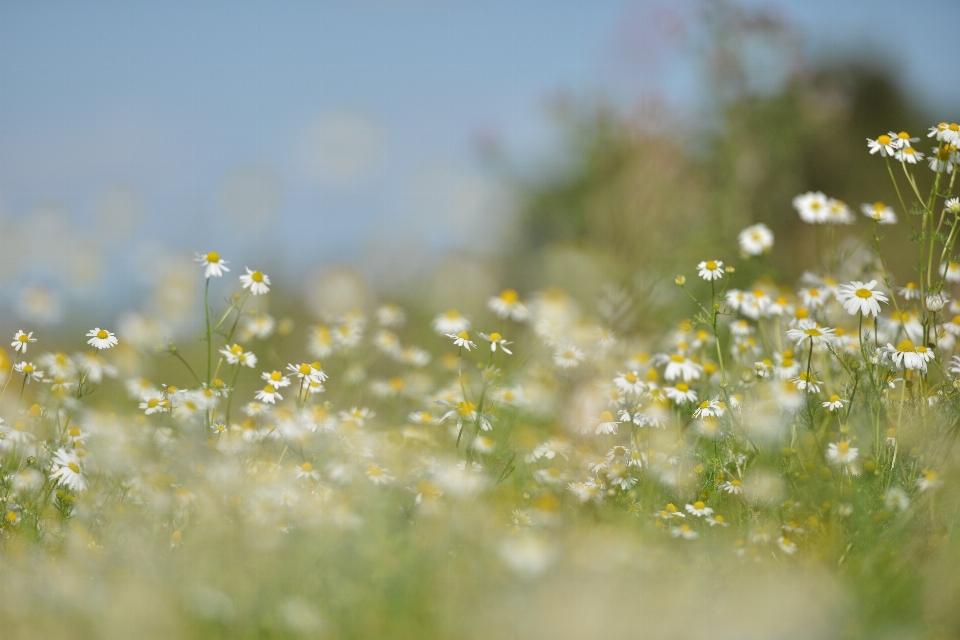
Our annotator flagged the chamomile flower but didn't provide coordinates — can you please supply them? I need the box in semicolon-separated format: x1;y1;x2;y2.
553;344;585;369
793;191;830;223
941;261;960;283
139;393;170;415
685;501;713;517
835;280;888;317
478;332;513;354
196;251;229;278
697;260;725;281
11;330;36;354
487;289;529;321
720;479;744;495
866;134;896;157
590;411;620;435
928;146;956;173
898;282;921;300
880;340;934;372
785;319;836;347
916;469;943;492
738;223;774;256
239;268;271;295
86;328;118;350
261;370;291;388
693;399;725;419
255;385;283;404
790;372;822;393
613;371;646;395
827;441;858;466
220;344;258;368
861;201;897;224
657;353;703;383
895;146;923;164
446;332;476;351
892;131;919;148
664;382;698;404
50;448;87;492
822;395;847;412
945;197;960;216
777;536;797;555
296;462;321;481
13;362;43;383
432;310;470;335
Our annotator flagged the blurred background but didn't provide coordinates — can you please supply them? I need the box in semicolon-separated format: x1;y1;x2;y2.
1;0;959;332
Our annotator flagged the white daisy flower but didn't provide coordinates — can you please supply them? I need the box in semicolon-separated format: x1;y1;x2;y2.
239;267;271;295
50;448;87;492
835;280;888;317
861;201;897;224
916;470;943;492
785;319;836;347
697;259;724;281
826;441;858;465
196;251;229;278
431;310;470;335
553;344;584;369
13;362;43;383
895;146;923;164
261;370;291;388
898;282;920;300
487;289;528;321
793;191;829;223
220;344;258;368
478;332;513;354
590;411;620;435
822;395;847;412
738;223;774;256
86;328;118;350
255;384;283;404
446;332;476;351
866;134;896;157
685;501;713;517
11;330;36;354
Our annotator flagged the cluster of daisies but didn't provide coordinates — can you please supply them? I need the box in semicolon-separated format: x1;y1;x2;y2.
0;123;958;573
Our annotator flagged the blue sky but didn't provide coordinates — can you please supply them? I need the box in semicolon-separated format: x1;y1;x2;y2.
1;0;958;316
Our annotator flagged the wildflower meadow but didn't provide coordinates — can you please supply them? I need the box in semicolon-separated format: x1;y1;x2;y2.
3;120;960;639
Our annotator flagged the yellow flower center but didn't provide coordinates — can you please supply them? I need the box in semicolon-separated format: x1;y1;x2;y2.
270;371;282;381
444;310;460;319
699;401;710;409
68;462;80;474
897;131;910;140
906;282;916;289
693;501;705;510
22;365;34;373
714;515;725;523
705;261;718;270
500;289;519;303
389;377;404;391
624;372;637;383
877;134;891;145
251;271;264;283
670;354;685;363
264;385;276;394
301;462;313;472
230;345;243;355
730;480;742;487
599;411;614;423
17;334;28;343
903;147;915;156
896;340;916;352
676;383;689;392
804;328;822;337
837;442;850;454
457;331;469;340
206;251;220;263
829;395;840;403
951;124;959;132
299;364;311;375
97;330;108;339
855;288;873;299
489;332;502;342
